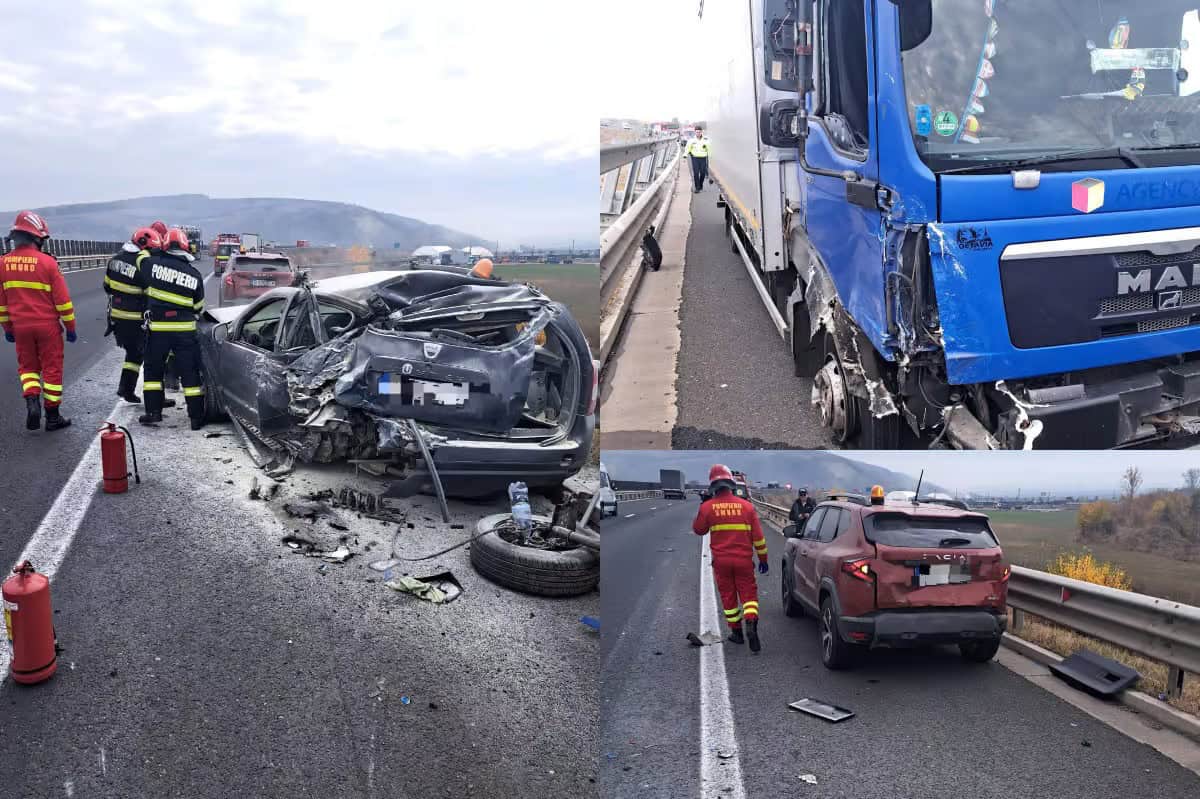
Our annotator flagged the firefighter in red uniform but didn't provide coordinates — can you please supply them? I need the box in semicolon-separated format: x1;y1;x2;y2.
0;211;76;431
693;464;770;652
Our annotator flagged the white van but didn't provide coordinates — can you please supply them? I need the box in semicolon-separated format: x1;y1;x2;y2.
599;462;617;517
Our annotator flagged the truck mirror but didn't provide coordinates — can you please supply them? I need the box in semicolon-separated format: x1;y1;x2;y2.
759;98;800;148
895;0;933;52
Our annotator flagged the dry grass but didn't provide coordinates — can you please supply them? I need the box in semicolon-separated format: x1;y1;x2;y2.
1009;609;1200;717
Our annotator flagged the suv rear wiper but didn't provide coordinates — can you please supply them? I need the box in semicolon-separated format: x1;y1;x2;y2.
938;147;1144;175
937;537;973;547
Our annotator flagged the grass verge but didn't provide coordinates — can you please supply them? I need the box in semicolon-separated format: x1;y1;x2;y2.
1009;608;1200;717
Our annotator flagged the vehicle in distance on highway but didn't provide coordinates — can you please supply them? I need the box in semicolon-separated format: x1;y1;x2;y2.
197;269;597;498
660;468;687;500
782;496;1009;669
599;461;617;517
220;252;298;304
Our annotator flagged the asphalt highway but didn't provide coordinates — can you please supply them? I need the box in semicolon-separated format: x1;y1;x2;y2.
672;190;834;450
0;257;599;798
600;500;1200;798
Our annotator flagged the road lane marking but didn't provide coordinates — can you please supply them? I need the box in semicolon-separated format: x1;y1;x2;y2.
698;534;746;799
624;513;636;518
0;396;128;687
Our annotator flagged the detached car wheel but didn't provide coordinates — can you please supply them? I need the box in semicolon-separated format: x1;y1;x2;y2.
470;513;599;598
959;638;1001;663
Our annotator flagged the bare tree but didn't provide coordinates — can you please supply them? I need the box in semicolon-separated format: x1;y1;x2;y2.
1122;466;1143;505
1185;468;1200;494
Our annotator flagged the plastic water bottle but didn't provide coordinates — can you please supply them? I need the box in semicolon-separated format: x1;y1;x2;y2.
509;481;533;537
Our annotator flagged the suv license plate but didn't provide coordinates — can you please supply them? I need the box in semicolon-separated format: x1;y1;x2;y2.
251;279;273;287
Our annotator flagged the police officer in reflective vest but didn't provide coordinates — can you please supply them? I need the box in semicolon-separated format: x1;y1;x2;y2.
693;464;769;652
139;228;207;429
686;129;710;192
105;227;166;405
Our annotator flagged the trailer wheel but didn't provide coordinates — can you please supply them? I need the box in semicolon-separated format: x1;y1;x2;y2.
469;513;599;598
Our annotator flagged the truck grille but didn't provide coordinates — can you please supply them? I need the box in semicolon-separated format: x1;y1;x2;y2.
1114;246;1200;269
1138;315;1193;333
1098;294;1153;315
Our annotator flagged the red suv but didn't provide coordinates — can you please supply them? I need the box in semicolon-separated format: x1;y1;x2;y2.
782;496;1009;669
220;253;297;304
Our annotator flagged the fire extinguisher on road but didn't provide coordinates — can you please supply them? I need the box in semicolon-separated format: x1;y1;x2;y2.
100;422;141;494
3;561;57;685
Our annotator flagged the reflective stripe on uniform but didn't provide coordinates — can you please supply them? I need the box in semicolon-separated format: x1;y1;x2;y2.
193;300;205;311
2;280;51;291
0;315;9;323
742;601;759;617
42;382;62;392
105;275;144;295
753;537;768;553
20;372;39;380
143;381;163;391
147;286;194;307
21;379;40;391
122;361;141;372
43;392;61;403
148;320;196;332
182;386;204;397
109;308;144;320
710;523;752;532
55;301;73;312
60;313;75;322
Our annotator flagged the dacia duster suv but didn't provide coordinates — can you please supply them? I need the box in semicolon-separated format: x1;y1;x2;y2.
781;493;1010;669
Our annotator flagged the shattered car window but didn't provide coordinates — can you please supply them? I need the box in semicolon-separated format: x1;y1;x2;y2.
240;298;286;351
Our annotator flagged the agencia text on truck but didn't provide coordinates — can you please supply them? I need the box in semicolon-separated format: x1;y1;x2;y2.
701;0;1200;449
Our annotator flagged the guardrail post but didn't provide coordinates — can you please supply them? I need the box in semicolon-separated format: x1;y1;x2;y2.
1167;665;1185;700
1011;608;1026;633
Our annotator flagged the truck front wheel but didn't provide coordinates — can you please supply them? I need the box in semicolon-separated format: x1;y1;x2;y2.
812;332;899;449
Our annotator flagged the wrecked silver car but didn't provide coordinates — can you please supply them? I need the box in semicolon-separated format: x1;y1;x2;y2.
197;269;597;497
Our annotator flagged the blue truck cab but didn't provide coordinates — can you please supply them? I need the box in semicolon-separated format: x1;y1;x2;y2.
730;0;1200;448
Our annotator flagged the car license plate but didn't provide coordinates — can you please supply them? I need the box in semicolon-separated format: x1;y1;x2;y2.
251;279;273;287
915;563;972;586
377;374;469;406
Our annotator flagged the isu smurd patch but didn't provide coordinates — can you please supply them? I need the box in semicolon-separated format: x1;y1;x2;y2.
1072;178;1105;214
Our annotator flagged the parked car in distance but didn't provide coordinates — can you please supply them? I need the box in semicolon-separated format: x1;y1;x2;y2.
599;462;617;518
782;492;1009;669
220;252;298;304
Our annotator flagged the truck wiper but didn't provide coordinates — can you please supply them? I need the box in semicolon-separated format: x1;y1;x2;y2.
938;147;1144;175
1129;142;1200;152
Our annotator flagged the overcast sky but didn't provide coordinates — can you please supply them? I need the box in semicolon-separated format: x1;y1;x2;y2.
605;450;1200;497
598;0;704;120
0;1;596;247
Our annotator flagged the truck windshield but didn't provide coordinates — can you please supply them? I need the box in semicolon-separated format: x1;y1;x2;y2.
901;1;1200;169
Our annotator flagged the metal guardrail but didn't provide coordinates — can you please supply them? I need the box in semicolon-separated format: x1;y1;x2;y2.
1008;567;1200;699
748;495;1199;700
614;490;664;501
2;236;124;273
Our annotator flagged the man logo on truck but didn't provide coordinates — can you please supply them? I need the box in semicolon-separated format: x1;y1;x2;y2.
1116;263;1200;295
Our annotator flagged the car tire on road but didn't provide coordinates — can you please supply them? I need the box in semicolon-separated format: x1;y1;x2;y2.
819;596;856;670
782;563;803;618
959;638;1001;663
470;513;599;598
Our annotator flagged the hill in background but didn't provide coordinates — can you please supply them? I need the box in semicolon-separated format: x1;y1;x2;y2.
603;451;946;496
4;194;487;250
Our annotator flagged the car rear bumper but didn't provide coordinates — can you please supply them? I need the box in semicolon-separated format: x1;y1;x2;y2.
401;418;595;498
840;609;1006;648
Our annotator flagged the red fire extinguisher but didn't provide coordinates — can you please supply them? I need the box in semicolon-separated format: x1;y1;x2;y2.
100;422;141;494
3;561;57;685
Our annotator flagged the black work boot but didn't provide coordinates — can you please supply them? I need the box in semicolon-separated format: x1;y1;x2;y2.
189;417;206;431
118;371;141;403
24;395;41;430
162;397;177;408
138;411;163;425
44;406;71;432
726;626;745;645
746;619;761;654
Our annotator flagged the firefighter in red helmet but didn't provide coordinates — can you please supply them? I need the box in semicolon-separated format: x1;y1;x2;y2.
102;227;172;407
693;464;769;652
145;220;181;395
0;211;75;431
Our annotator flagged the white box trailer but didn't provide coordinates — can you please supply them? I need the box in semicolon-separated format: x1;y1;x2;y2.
699;0;803;326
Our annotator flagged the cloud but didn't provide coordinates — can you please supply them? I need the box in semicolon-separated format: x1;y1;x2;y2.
0;1;597;244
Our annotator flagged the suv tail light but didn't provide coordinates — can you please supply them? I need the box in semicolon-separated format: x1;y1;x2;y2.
842;558;874;583
224;273;233;286
1000;564;1010;582
587;359;600;415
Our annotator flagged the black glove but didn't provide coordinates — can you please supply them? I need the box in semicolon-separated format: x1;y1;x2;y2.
758;560;769;575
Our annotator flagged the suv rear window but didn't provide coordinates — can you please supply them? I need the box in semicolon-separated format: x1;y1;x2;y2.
864;513;998;549
233;257;290;272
